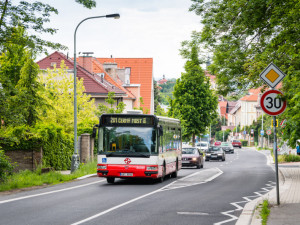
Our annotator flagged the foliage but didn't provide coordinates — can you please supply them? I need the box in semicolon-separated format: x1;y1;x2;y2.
278;154;300;163
134;97;149;114
215;129;231;142
153;80;161;111
241;140;248;147
0;149;14;183
171;45;218;145
96;92;126;115
0;159;97;192
155;104;167;116
159;79;176;105
210;117;222;137
0;0;97;54
260;200;270;225
39;61;98;134
35;123;73;170
0;0;64;54
188;0;300;146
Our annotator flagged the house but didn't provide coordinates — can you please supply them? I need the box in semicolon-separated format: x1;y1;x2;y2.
76;54;139;112
96;57;154;114
37;51;127;108
158;75;168;85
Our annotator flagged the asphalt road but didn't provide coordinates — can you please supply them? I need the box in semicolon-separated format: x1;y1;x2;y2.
0;147;275;225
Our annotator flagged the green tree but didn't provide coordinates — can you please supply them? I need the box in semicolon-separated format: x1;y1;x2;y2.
0;0;96;53
172;45;218;146
97;92;126;115
189;0;300;147
153;80;162;111
39;61;98;133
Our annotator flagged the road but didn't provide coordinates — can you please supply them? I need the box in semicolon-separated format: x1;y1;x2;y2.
0;147;275;225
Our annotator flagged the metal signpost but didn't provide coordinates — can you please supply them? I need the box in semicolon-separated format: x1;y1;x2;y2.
259;63;287;205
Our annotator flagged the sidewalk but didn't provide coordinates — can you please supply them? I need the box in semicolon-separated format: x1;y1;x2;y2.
236;149;300;225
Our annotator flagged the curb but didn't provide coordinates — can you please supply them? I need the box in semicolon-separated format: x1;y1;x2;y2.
77;173;97;180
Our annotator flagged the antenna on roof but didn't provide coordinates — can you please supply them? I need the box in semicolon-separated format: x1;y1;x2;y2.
82;52;94;57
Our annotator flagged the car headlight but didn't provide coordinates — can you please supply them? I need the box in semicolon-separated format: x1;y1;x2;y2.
146;166;158;170
97;165;107;169
192;157;197;161
218;153;223;156
206;153;211;156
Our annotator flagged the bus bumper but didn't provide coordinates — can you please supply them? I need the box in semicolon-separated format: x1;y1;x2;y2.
97;164;159;179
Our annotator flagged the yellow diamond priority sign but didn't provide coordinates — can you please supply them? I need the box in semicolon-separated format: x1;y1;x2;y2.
260;63;286;88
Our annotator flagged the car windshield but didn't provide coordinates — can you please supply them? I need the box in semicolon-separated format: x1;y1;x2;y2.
221;142;233;147
182;148;197;154
99;126;156;157
208;147;222;152
200;143;208;147
232;140;240;142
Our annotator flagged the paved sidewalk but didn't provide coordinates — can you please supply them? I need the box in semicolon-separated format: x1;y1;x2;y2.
236;149;300;225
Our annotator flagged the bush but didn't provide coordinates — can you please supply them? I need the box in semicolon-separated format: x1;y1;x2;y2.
0;149;14;183
282;154;300;162
241;140;248;146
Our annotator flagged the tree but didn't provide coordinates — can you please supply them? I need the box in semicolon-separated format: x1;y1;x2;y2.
0;26;43;126
96;92;126;115
153;80;162;112
39;61;98;133
0;0;96;54
189;0;300;147
172;45;218;146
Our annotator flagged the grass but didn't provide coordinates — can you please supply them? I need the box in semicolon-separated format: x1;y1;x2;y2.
260;200;270;225
0;160;97;192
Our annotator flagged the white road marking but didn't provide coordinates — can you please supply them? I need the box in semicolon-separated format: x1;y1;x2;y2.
0;180;105;204
177;212;209;216
214;181;275;225
71;168;223;225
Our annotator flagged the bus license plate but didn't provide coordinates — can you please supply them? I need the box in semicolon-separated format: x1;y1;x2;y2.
120;173;133;176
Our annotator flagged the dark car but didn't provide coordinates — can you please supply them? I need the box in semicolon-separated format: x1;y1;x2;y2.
205;146;225;161
220;142;234;154
182;147;204;169
232;140;242;148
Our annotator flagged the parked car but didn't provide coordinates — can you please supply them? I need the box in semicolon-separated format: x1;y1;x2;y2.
232;140;242;148
182;147;204;169
196;142;209;152
214;141;221;146
220;142;234;154
205;146;225;161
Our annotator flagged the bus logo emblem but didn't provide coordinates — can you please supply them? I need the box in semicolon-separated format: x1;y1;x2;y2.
124;158;131;164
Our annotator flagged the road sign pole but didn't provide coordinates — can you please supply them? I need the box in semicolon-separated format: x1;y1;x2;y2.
273;115;280;205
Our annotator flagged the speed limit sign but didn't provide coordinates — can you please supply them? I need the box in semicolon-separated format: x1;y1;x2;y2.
260;89;287;116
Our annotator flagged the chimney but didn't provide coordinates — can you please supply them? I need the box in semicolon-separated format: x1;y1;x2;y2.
78;52;94;73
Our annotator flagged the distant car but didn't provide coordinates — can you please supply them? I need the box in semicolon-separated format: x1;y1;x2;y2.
182;147;204;169
214;141;221;146
205;146;225;161
220;142;234;154
232;140;242;148
196;142;209;152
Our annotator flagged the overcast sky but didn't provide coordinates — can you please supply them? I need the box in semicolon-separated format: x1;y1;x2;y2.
24;0;202;80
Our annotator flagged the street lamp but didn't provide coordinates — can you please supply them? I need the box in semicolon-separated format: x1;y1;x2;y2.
71;13;120;173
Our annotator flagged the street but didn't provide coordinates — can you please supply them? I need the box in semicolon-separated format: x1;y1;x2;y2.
0;147;275;225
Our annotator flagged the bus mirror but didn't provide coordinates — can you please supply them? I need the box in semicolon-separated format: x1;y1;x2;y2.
159;126;163;137
92;127;97;138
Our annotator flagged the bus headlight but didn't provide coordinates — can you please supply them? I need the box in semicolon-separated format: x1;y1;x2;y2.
97;165;107;169
146;166;158;170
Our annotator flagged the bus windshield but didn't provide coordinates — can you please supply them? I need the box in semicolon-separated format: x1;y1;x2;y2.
100;126;156;157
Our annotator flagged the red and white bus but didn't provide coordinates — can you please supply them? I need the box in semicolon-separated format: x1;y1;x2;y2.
95;113;182;183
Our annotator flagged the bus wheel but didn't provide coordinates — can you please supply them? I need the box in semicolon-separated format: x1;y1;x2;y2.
171;163;178;178
107;177;115;184
158;165;166;183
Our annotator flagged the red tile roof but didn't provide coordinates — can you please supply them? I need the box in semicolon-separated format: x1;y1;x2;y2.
96;58;153;112
37;52;125;95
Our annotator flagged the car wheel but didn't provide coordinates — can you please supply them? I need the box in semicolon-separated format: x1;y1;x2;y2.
222;157;225;161
107;177;115;184
239;146;241;148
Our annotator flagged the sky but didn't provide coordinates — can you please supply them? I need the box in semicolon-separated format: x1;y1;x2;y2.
23;0;203;80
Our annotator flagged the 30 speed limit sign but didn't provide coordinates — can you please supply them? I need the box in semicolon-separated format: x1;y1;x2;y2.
260;89;287;116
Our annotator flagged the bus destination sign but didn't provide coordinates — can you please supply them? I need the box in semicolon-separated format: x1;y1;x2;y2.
101;115;155;126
